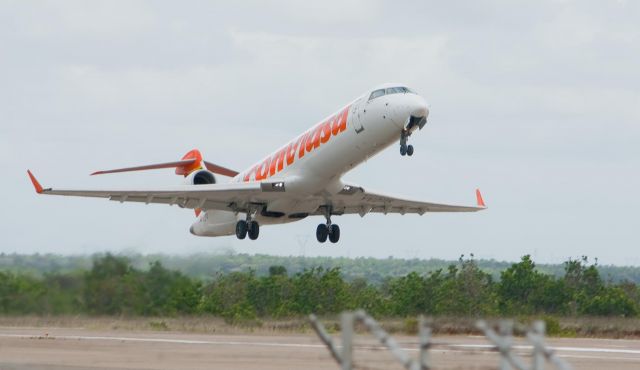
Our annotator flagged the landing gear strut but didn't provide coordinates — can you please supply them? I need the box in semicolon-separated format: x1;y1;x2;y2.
400;129;414;157
236;210;260;240
316;207;340;243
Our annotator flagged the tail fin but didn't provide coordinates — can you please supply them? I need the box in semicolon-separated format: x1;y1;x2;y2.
174;149;204;176
91;149;239;178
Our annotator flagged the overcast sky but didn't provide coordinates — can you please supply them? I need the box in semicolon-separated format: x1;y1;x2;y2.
1;1;639;264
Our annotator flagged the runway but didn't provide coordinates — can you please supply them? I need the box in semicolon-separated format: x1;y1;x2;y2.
1;327;639;369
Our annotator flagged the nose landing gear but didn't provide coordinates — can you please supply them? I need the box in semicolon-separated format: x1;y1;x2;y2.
400;129;414;157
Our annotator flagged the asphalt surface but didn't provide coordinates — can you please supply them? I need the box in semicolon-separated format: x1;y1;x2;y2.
1;327;639;369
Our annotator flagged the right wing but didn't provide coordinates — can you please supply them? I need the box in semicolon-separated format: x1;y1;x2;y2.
27;170;282;213
313;184;486;216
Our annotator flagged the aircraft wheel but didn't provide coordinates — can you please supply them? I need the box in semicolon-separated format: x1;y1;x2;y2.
407;145;414;156
400;145;407;156
329;224;340;243
248;221;260;240
235;220;248;240
316;224;329;243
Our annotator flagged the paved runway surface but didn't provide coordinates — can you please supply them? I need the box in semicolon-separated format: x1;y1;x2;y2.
1;327;639;369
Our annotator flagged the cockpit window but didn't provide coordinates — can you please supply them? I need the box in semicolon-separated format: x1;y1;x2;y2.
386;87;403;94
369;89;385;100
368;86;416;101
387;86;416;94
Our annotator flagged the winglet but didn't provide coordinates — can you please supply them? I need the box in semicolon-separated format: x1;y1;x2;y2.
476;188;486;208
27;170;44;194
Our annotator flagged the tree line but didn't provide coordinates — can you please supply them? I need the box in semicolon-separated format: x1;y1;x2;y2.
0;254;638;321
3;252;640;284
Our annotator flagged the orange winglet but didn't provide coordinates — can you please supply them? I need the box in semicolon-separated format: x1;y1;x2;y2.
476;188;486;208
27;170;44;194
195;208;202;217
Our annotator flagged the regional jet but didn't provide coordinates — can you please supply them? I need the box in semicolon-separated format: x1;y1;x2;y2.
28;83;486;243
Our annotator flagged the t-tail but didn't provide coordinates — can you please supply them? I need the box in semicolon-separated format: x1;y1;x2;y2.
91;149;239;216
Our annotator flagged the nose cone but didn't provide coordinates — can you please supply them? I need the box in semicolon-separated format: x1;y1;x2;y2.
411;97;429;119
189;225;196;235
390;94;429;129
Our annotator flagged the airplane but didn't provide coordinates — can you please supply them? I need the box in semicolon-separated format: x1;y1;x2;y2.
27;83;486;244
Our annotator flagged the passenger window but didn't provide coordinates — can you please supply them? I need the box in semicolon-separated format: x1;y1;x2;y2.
369;89;385;100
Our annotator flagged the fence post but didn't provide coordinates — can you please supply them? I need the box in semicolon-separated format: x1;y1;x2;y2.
419;316;431;370
499;320;514;370
532;321;545;370
341;312;355;370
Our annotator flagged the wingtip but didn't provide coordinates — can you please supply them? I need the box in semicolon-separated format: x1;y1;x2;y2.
27;170;44;194
475;188;486;208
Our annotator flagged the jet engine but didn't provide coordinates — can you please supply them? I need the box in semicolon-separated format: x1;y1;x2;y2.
184;169;216;185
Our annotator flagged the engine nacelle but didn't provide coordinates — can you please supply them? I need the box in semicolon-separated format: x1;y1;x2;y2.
183;170;216;185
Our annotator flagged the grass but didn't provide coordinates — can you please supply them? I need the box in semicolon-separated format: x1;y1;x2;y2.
0;315;640;339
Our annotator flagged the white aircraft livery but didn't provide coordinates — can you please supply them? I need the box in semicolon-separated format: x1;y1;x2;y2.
28;83;486;243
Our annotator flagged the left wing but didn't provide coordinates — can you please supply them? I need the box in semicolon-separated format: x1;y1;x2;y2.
27;170;283;213
314;184;486;216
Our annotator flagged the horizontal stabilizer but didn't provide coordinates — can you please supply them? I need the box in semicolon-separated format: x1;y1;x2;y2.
91;160;197;176
90;149;239;178
203;161;239;177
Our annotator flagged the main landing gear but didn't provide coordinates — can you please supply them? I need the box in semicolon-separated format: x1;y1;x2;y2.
316;223;340;243
400;129;414;157
236;216;260;240
316;207;340;243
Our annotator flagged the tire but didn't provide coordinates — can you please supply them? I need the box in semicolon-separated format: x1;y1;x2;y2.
329;224;340;243
316;224;329;243
248;221;260;240
235;220;248;240
407;145;414;156
400;145;407;156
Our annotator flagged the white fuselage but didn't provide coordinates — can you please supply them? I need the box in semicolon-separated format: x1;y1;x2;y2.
191;84;429;236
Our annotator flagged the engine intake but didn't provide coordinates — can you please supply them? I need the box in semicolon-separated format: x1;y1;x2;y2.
185;170;216;185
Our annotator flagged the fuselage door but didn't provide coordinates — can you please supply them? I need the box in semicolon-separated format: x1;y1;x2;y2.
349;97;366;134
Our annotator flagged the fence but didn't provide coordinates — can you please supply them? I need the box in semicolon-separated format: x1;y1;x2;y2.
309;310;572;370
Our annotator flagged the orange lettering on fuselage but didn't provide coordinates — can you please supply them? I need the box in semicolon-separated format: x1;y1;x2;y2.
242;105;350;182
286;138;301;165
269;147;286;176
255;157;271;181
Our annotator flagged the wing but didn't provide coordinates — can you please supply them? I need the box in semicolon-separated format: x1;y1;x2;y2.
27;170;283;213
314;184;486;216
27;171;485;216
